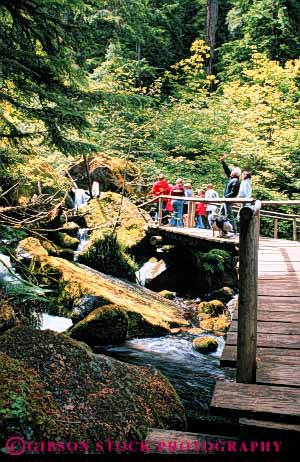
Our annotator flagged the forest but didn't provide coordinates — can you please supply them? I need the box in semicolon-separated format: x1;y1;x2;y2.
0;0;300;455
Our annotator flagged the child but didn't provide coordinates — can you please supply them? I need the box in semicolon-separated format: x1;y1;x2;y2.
195;189;206;229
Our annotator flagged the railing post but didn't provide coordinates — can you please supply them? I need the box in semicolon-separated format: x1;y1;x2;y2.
158;196;163;226
237;207;259;384
187;200;192;228
274;218;278;239
293;218;297;241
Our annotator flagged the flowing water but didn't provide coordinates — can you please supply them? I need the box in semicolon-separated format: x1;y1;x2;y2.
105;331;234;430
73;188;89;209
74;228;90;261
41;313;73;332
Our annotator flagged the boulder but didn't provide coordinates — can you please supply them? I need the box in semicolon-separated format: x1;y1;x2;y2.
211;287;234;304
0;327;186;448
69;153;141;194
77;192;149;280
192;336;218;354
54;233;80;250
200;316;231;333
61;222;80;237
69;305;128;347
17;238;188;337
198;300;227;317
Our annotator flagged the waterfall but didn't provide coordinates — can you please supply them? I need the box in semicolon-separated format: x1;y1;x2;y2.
0;253;19;284
74;228;90;261
73;188;89;209
135;258;167;286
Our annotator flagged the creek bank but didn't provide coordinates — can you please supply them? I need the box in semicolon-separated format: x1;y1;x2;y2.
0;326;186;448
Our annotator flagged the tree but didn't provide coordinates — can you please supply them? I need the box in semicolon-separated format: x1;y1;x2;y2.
218;0;300;78
0;0;101;154
206;0;219;73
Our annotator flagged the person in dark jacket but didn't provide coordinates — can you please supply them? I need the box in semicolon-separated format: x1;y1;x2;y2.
220;155;241;234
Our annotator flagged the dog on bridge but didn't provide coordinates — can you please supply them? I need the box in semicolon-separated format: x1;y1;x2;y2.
208;213;233;238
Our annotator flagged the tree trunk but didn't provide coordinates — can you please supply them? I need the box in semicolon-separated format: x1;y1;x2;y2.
206;0;219;74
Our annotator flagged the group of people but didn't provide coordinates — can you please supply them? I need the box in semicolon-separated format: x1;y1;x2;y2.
151;155;252;235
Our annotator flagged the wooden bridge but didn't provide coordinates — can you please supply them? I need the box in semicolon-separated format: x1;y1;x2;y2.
143;196;300;439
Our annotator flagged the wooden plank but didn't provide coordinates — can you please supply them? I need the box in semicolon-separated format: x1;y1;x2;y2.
240;418;300;433
256;363;300;388
145;428;237;454
211;382;300;424
232;311;300;323
226;332;300;349
220;345;300;367
230;321;300;335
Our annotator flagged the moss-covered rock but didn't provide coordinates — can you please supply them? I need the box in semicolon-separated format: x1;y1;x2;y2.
77;192;149;281
192;336;218;354
0;302;16;333
200;316;231;333
70;305;128;347
17;238;188;337
211;287;234;304
69;153;141;195
0;327;186;447
61;222;80;236
159;290;176;300
54;233;80;250
0;352;63;441
198;300;226;317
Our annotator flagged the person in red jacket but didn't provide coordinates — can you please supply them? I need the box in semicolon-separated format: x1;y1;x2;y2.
195;189;206;229
151;174;170;222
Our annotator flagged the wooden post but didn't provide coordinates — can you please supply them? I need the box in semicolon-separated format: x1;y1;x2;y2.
237;207;259;384
293;219;297;241
191;202;196;227
274;218;278;239
158;196;163;226
187;201;192;228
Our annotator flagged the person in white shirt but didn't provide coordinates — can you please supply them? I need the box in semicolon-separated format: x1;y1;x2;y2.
205;184;219;228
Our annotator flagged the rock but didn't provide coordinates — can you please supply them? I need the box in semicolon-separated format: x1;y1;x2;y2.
61;222;80;237
77;192;149;281
18;238;188;337
16;236;48;261
0;302;16;333
159;290;176;300
211;287;234;304
198;300;226;317
192;336;218;354
69;153;141;194
200;316;231;333
54;233;80;250
0;326;186;446
69;305;128;347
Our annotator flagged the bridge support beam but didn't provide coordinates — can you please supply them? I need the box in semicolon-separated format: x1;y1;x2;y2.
237;207;259;384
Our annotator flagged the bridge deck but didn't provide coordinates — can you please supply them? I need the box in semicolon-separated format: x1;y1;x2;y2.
149;225;300;433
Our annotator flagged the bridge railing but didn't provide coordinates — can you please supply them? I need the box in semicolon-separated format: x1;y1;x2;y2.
139;195;300;240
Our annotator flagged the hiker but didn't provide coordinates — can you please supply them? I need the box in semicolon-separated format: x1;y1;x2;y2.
195;189;206;229
151;173;170;222
205;184;219;228
183;182;194;227
169;179;185;227
220;155;241;234
238;171;252;199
